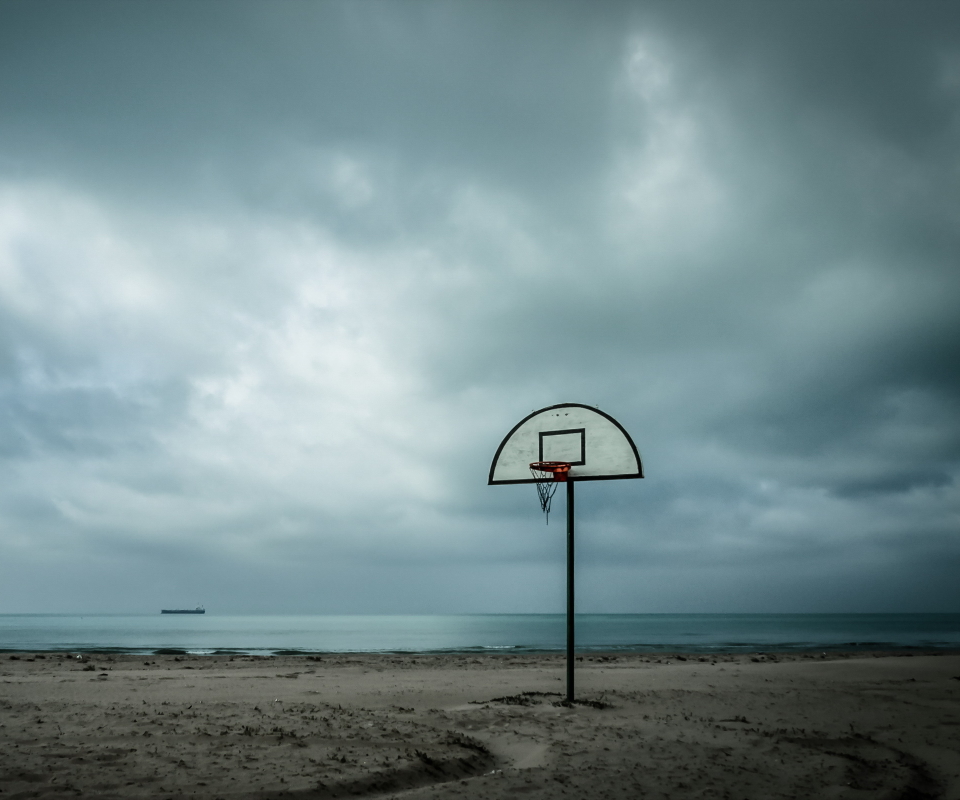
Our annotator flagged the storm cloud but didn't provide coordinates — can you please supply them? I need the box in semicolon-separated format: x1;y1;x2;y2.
1;1;958;614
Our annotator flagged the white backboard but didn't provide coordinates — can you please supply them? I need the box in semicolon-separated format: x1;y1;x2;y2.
488;403;643;484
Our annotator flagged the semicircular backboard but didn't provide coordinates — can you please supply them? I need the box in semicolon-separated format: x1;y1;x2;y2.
489;403;643;484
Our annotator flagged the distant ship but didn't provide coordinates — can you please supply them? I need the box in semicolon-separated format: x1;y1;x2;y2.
161;606;205;614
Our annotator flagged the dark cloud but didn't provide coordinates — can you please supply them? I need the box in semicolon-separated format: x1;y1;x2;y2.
0;1;958;613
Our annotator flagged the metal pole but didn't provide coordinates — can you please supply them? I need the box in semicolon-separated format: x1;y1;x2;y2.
566;478;575;703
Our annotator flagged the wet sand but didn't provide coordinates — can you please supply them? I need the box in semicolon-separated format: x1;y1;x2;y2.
2;651;959;799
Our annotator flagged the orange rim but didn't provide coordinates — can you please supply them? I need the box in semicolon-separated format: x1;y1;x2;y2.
530;461;572;481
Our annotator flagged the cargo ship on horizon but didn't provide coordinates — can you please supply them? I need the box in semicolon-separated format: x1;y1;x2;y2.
161;606;205;614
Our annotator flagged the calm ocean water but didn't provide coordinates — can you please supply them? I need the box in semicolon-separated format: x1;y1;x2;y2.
1;614;958;655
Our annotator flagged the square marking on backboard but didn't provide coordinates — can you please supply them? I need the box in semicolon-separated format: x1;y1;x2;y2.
539;428;585;465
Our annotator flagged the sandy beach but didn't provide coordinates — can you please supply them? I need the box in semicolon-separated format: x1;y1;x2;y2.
2;651;959;799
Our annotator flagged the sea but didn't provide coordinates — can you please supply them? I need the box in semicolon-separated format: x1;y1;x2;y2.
1;614;958;656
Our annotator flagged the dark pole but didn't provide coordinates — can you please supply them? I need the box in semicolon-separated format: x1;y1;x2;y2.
566;478;575;703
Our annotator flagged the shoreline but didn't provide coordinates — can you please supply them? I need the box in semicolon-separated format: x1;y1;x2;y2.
5;645;960;656
3;651;959;798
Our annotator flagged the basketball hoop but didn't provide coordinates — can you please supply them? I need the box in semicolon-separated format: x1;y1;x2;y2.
490;404;644;704
529;462;572;524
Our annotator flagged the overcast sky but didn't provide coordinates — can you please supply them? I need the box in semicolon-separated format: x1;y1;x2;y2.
1;1;958;615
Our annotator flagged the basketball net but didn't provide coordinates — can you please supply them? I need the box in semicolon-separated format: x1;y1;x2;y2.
529;462;571;525
531;467;558;523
